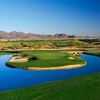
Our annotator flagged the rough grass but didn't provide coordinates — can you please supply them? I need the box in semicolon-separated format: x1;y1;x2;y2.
7;50;85;68
0;40;88;49
0;72;100;100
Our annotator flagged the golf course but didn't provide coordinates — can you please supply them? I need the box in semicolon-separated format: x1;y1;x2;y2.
0;72;100;100
0;49;100;100
6;50;86;70
0;0;100;99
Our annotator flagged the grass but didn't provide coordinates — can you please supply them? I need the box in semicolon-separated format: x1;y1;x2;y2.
0;51;20;56
84;50;100;56
7;50;85;68
0;72;100;100
0;40;88;50
0;52;10;56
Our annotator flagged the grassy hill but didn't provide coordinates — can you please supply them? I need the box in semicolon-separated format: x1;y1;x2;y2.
0;72;100;100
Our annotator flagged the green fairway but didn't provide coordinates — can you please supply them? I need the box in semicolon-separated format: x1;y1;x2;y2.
85;50;100;56
7;50;85;68
0;72;100;100
0;51;19;56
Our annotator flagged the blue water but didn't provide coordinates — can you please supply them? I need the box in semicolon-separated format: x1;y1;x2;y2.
0;54;100;91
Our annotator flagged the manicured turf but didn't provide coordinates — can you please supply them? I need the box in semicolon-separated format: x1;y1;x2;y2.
0;72;100;100
7;50;85;68
85;50;100;56
0;51;20;55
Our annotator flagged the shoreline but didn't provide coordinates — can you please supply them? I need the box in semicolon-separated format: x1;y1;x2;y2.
84;52;100;57
7;61;86;71
26;63;86;70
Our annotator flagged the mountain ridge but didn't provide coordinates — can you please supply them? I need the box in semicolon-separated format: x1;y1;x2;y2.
0;31;68;40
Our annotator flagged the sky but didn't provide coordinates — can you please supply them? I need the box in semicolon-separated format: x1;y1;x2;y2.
0;0;100;36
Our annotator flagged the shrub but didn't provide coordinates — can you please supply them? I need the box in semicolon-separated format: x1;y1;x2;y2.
29;56;38;61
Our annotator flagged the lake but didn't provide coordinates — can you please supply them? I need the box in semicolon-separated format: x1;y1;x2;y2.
0;54;100;91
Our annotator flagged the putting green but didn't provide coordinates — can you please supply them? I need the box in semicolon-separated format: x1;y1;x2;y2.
7;50;85;68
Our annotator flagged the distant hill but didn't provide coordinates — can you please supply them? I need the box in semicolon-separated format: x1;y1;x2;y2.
0;31;68;40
